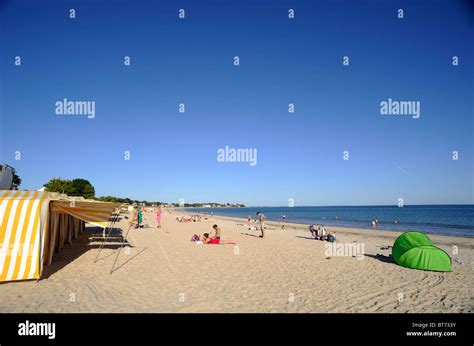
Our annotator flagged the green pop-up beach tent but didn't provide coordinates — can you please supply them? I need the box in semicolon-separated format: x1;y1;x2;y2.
392;231;451;272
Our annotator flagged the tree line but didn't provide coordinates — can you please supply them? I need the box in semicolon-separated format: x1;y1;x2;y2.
3;171;245;207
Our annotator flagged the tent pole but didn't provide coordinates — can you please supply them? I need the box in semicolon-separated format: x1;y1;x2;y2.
93;210;120;263
110;222;133;274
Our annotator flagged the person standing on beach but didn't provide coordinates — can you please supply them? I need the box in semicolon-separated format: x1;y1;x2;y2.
133;207;139;228
256;211;266;238
137;207;143;228
156;206;162;228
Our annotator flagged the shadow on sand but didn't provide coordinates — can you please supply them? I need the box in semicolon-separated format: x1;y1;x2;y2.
296;236;317;240
364;254;394;264
240;232;261;238
41;226;134;279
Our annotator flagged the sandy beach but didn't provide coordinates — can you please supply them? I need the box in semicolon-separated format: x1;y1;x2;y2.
0;208;473;313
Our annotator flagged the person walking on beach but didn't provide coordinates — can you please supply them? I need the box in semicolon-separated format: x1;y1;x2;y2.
256;211;266;238
156;206;162;228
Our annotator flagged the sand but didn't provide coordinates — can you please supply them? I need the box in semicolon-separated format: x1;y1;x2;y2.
0;209;473;313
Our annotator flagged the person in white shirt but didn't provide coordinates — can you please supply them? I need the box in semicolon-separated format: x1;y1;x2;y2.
317;225;326;240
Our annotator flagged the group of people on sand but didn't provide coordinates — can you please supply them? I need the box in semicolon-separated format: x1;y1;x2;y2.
176;214;201;223
308;224;336;242
192;224;235;245
132;206;162;229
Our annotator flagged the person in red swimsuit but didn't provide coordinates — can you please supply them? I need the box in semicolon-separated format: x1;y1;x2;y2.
201;233;235;245
209;237;221;244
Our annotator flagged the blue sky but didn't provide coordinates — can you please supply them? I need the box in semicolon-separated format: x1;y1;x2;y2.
1;0;473;206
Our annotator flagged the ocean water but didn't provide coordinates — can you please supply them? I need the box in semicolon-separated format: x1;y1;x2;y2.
186;205;474;238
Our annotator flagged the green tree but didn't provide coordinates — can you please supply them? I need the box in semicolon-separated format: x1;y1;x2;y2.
44;178;72;194
44;178;95;199
69;179;95;199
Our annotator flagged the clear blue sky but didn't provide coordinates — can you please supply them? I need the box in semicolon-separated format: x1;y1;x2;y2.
1;0;473;206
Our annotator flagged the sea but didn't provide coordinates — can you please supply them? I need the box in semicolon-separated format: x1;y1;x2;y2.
186;205;474;238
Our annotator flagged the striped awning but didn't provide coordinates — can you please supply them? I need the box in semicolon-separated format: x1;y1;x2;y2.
0;190;120;283
51;200;120;228
0;190;50;282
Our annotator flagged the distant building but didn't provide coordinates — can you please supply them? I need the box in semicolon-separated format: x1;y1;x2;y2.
0;164;14;190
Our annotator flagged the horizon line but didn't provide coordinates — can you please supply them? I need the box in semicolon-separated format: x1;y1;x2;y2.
184;203;474;208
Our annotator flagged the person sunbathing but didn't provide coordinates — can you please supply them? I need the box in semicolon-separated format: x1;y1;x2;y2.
201;233;235;245
180;216;192;223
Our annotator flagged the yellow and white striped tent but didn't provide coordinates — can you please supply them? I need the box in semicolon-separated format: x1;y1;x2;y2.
0;190;120;283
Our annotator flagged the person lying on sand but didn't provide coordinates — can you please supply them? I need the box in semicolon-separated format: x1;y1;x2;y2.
178;216;192;223
201;233;235;245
